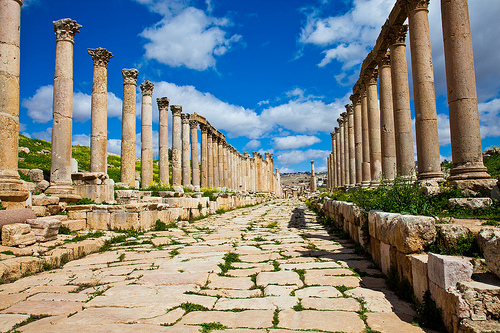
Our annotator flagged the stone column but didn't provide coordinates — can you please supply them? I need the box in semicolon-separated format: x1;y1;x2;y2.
441;0;490;181
253;152;260;192
157;97;170;186
181;113;191;186
200;124;208;188
330;132;337;189
342;112;350;187
351;93;363;186
120;69;139;187
338;117;345;187
378;54;397;181
407;0;443;181
88;48;113;174
0;0;28;208
250;157;255;192
227;145;233;190
170;105;182;187
388;24;415;178
207;127;213;188
45;18;82;202
218;139;224;188
310;161;317;192
335;128;341;188
366;70;382;187
190;119;199;188
140;80;154;188
361;85;371;187
347;105;356;187
212;134;219;188
223;142;229;188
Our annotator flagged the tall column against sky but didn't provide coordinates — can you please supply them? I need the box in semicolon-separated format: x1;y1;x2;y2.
441;0;491;182
200;124;208;188
366;70;382;187
181;113;191;186
227;145;233;190
331;133;337;189
218;139;224;188
157;97;170;187
120;69;138;187
342;112;350;186
140;80;154;188
335;128;341;189
253;152;260;192
250;157;256;192
338;116;345;187
190;119;199;188
223;142;229;188
46;18;81;202
207;127;213;188
0;0;29;208
88;47;113;174
351;93;363;187
170;105;182;187
310;160;317;192
407;0;443;182
212;134;219;188
361;85;371;187
378;53;397;181
388;24;415;179
347;104;356;187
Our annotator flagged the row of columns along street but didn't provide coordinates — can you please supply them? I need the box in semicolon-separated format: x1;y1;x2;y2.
326;0;494;191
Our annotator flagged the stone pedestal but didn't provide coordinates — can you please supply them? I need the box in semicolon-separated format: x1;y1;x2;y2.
200;124;208;188
46;18;82;203
408;1;443;181
181;113;191;186
366;70;382;187
88;47;113;174
361;86;371;187
171;105;182;187
157;97;170;186
441;0;491;181
378;53;397;181
389;24;415;179
190;119;199;188
140;80;154;188
120;69;138;187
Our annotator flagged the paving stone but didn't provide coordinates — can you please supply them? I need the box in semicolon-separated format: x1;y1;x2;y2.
239;253;281;263
214;297;275;310
179;310;274;328
366;312;429;333
301;297;361;311
136;308;185;325
256;271;303;287
136;271;208;286
0;313;30;332
294;286;342;298
1;300;82;316
278;309;365;332
208;275;254;290
27;292;88;302
62;306;168;325
264;285;296;296
304;275;361;287
280;261;342;270
200;289;262;298
0;293;29;310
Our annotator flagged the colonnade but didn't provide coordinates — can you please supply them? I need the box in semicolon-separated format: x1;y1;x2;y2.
327;0;491;191
0;3;282;208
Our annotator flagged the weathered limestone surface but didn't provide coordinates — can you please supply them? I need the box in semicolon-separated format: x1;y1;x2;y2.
181;113;191;186
25;217;61;242
120;69;139;187
2;223;36;247
140;81;154;188
477;228;500;278
171;105;182;187
157;97;170;187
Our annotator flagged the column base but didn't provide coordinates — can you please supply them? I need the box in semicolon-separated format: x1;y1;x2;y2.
369;180;380;188
45;184;81;203
417;170;444;182
448;163;491;181
0;178;29;210
361;181;371;188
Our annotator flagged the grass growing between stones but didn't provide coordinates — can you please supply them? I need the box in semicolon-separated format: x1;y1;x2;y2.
293;268;306;284
272;309;280;328
200;322;227;332
179;302;209;313
218;252;242;276
65;231;105;243
11;314;50;331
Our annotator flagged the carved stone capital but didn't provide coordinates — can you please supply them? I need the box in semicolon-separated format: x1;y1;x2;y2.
122;69;139;85
379;51;391;67
156;97;170;110
88;48;113;68
330;132;335;139
364;69;378;85
181;113;190;124
345;104;353;114
334;127;339;132
200;123;208;133
388;24;408;46
402;0;429;13
170;105;182;116
350;93;360;105
140;80;154;96
189;119;198;129
53;18;81;43
337;117;344;125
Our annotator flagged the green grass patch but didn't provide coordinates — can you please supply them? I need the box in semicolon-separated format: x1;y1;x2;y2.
218;252;241;275
179;302;208;313
66;231;105;243
200;322;226;332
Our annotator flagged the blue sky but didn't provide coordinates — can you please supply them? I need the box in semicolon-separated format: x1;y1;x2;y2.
19;0;500;174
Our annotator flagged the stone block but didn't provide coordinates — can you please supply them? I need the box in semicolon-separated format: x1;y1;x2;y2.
370;210;399;245
31;206;48;217
109;211;139;230
449;197;493;210
25;217;61;242
47;204;61;215
32;194;59;206
86;210;110;230
396;251;413;285
429;280;470;333
458;279;500;322
410;254;429;303
370;237;381;267
2;224;36;247
28;169;44;182
74;184;114;204
394;214;436;254
35;180;50;193
477;227;500;278
438;224;470;249
139;210;154;230
61;219;86;232
428;252;473;290
0;208;37;230
380;241;391;275
66;205;92;220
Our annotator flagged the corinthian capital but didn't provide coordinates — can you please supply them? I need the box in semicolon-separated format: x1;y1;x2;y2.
181;113;190;124
387;24;409;46
53;18;81;43
379;51;391;67
88;48;113;68
122;69;139;85
364;68;379;85
140;80;154;96
189;119;198;129
345;104;353;115
170;105;182;116
156;97;170;110
401;0;429;13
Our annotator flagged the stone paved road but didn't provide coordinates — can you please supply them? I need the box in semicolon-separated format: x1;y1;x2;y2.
0;199;433;333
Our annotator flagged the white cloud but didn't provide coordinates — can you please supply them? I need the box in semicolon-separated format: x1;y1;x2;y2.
272;135;321;150
276;149;330;166
31;127;52;142
107;139;122;156
72;134;90;146
479;98;500;139
279;167;296;174
139;6;242;70
243;139;261;151
23;85;123;123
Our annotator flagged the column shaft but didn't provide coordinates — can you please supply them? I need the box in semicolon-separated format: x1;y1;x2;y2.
207;130;213;188
342;113;350;186
366;70;382;186
140;81;154;188
212;136;219;187
157;97;170;186
181;114;191;186
171;105;182;187
121;69;138;187
361;87;371;186
351;94;363;186
335;129;341;188
190;120;199;188
218;140;224;188
347;107;356;186
200;124;208;188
